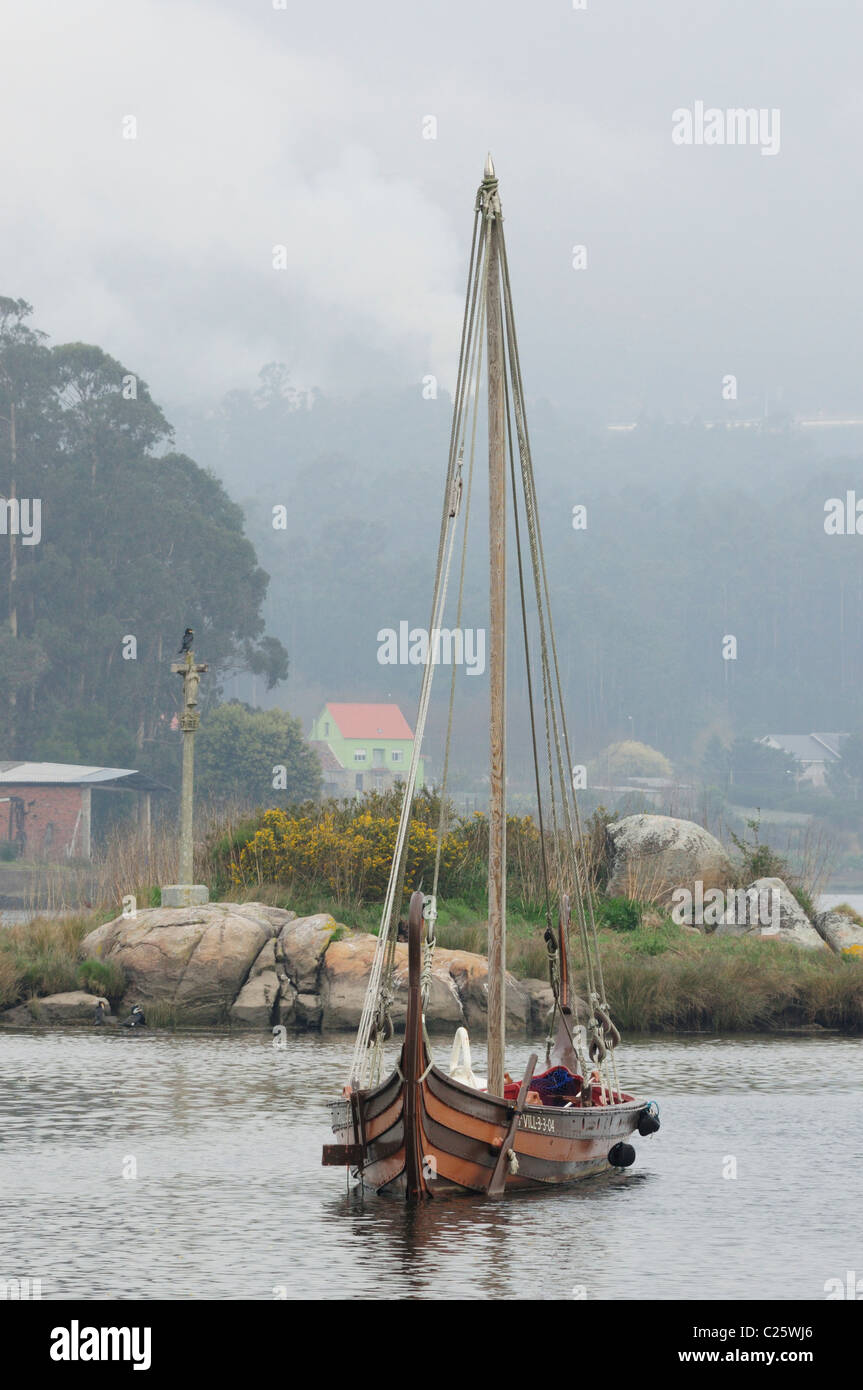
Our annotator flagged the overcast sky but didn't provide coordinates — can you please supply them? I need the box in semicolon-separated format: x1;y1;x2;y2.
3;0;861;420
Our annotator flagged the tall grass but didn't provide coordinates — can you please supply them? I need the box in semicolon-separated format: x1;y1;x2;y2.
3;895;861;1034
0;911;126;1011
4;793;857;1034
593;922;863;1033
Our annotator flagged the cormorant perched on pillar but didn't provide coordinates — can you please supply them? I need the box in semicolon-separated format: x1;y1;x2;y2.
177;627;194;655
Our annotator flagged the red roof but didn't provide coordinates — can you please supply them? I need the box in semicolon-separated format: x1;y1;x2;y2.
326;703;415;740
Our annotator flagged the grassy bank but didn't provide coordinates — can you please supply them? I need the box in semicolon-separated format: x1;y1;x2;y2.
596;920;863;1033
2;793;858;1033
0;910;125;1012
3;888;861;1034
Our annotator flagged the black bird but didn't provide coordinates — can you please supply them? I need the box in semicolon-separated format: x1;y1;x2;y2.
177;627;194;655
122;1004;146;1029
93;1000;107;1026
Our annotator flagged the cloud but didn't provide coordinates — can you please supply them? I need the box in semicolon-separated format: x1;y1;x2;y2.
0;0;465;400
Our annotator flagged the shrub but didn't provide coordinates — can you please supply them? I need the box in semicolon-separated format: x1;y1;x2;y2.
0;952;18;1008
76;958;127;1001
15;952;79;996
832;902;863;927
597;896;641;931
220;789;610;915
729;815;789;882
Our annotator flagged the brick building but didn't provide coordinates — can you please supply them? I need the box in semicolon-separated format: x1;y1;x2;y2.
0;762;169;861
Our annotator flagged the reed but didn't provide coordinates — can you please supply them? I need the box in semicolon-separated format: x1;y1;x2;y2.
592;923;863;1033
0;910;125;1010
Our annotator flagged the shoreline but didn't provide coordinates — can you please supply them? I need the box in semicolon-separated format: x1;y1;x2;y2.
0;1019;850;1038
2;889;863;1039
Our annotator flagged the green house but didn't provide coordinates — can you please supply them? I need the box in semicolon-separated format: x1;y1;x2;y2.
309;703;425;796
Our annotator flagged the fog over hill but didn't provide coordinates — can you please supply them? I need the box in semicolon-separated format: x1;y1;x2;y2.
171;377;863;788
4;0;863;801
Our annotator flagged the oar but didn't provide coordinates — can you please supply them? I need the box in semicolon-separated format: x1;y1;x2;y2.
488;1052;537;1197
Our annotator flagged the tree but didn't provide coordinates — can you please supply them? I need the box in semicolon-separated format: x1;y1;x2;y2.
827;733;863;798
0;298;52;741
725;737;796;802
195;703;321;808
0;298;290;774
701;734;731;786
593;740;673;781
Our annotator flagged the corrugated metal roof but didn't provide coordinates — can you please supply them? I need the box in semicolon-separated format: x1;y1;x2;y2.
0;762;137;784
0;762;171;792
762;735;844;764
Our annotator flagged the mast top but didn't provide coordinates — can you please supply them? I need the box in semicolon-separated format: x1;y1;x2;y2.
478;152;500;217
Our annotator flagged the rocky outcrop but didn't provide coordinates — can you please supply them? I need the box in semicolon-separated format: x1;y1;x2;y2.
76;900;345;1028
814;908;863;956
319;934;385;1031
318;935;536;1034
606;814;733;903
79;901;290;1023
230;936;282;1027
319;935;460;1031
0;900;555;1034
714;877;826;950
520;977;556;1033
438;947;527;1031
276;913;339;993
1;991;111;1025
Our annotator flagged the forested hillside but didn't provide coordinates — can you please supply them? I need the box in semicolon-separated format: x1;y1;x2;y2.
0;297;289;789
172;365;863;789
8;287;863;811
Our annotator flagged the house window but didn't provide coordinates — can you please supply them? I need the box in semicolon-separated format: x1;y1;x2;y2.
354;748;367;763
391;750;403;763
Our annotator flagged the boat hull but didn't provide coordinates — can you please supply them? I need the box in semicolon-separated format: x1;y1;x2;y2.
324;891;649;1199
330;1063;644;1196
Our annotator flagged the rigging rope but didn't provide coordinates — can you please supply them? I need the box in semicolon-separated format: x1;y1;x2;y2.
349;210;491;1090
348;167;625;1101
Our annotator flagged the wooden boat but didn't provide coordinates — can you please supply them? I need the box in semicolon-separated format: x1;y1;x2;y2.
323;158;660;1199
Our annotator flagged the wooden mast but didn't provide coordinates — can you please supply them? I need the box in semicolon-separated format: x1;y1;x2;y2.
485;154;506;1097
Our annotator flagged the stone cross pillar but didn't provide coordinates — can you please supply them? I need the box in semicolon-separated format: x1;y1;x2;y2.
162;649;209;908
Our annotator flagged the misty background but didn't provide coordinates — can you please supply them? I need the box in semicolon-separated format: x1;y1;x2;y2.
3;0;863;878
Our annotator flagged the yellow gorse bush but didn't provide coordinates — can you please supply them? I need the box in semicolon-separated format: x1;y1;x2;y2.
232;808;464;902
222;790;591;910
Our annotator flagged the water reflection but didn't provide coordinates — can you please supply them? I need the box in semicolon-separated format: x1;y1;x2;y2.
0;1030;860;1299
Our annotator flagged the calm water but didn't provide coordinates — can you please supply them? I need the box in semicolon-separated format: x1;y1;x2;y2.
1;1030;861;1300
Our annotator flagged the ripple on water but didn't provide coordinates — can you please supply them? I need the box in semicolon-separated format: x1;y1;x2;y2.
1;1030;861;1299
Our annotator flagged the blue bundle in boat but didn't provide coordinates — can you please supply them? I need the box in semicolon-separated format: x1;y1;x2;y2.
528;1066;582;1104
